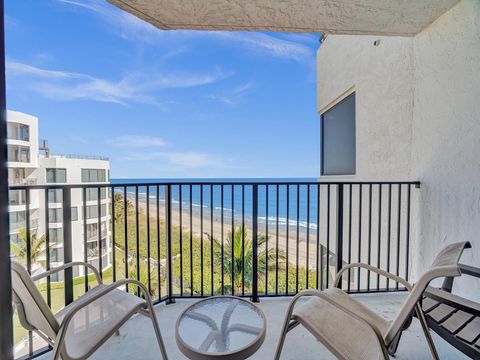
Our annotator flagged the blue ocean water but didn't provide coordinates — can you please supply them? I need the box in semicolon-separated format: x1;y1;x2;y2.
111;178;320;230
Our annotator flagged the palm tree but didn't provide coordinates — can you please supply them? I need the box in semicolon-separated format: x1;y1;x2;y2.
113;193;133;223
207;226;285;293
11;227;46;267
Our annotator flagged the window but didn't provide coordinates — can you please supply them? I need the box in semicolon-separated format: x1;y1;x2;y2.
46;168;67;183
82;169;106;182
48;189;63;203
48;208;63;223
50;248;64;263
86;188;107;201
7;145;30;163
321;93;356;175
9;211;26;230
71;207;78;221
49;228;63;243
86;221;107;240
85;204;107;219
7;122;30;141
9;190;26;206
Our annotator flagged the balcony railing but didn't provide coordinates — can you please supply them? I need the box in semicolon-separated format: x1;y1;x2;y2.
9;180;420;359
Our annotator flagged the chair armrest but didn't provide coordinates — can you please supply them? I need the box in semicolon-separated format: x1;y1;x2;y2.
51;279;153;359
31;261;102;285
285;290;389;358
334;263;412;290
459;264;480;278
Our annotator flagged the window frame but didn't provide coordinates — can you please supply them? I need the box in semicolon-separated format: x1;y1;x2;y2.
320;92;356;176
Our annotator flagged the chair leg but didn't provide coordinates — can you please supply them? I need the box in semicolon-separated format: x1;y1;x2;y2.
388;331;402;355
147;303;169;360
415;304;439;360
274;317;292;360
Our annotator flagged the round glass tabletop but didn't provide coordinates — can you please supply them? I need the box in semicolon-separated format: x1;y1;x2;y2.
176;296;266;359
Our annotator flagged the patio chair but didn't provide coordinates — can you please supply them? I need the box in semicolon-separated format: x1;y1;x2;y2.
274;241;472;360
11;261;168;360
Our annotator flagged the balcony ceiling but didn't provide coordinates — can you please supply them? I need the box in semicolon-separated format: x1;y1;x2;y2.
107;0;460;36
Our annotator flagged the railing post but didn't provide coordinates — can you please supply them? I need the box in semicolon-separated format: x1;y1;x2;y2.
63;187;74;305
0;0;13;357
252;184;259;302
165;184;175;304
335;184;344;288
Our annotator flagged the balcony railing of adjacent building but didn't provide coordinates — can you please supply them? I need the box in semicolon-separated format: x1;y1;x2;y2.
9;180;420;359
38;154;110;161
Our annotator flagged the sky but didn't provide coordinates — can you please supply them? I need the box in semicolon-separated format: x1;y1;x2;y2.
5;0;321;179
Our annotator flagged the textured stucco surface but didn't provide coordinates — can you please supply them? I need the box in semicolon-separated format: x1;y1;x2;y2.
317;35;414;181
317;0;480;299
410;0;480;298
108;0;460;36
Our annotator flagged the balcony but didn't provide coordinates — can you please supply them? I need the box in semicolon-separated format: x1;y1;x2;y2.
10;179;454;360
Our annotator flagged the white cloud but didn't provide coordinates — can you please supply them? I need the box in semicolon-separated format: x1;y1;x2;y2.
6;59;228;105
55;0;316;64
206;81;254;105
109;135;168;148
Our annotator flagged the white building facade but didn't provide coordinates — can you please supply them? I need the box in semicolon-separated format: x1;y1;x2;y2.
317;0;480;298
7;110;111;278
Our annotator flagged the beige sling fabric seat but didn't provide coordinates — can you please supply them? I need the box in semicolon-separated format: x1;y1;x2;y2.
275;241;472;360
11;261;168;360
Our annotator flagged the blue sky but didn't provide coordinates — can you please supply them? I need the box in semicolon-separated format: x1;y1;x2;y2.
5;0;321;179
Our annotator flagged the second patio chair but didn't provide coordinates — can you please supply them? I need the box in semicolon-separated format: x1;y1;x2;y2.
11;261;168;360
275;241;471;360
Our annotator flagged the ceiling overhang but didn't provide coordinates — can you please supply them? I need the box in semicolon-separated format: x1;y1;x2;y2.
107;0;460;36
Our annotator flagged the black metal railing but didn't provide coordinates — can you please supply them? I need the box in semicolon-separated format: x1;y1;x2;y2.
9;180;420;359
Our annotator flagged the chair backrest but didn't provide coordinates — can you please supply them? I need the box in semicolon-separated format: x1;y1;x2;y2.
11;261;59;340
384;241;471;345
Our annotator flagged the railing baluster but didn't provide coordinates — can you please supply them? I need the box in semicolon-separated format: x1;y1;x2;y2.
285;184;289;294
326;184;330;289
348;184;352;292
275;184;279;295
231;185;235;296
377;185;382;291
97;187;102;279
357;184;362;292
241;184;245;297
83;188;88;293
306;185;310;289
179;185;183;296
265;185;269;295
147;185;151;295
221;184;224;295
62;188;73;305
157;185;161;300
124;186;128;293
296;184;300;293
336;184;344;289
25;188;33;356
367;184;373;291
386;184;392;290
135;186;140;293
396;184;402;290
190;184;193;296
111;186;116;282
44;189;51;307
406;184;413;282
210;184;214;296
165;184;174;304
252;184;259;302
316;184;320;290
200;184;204;297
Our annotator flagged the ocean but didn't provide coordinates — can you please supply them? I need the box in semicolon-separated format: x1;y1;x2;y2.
111;178;320;231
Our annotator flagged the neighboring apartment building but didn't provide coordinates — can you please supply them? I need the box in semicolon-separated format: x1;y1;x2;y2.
316;0;480;298
7;110;111;278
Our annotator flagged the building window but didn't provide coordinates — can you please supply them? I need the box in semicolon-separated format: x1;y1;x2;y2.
7;145;30;163
49;228;63;243
86;188;107;201
9;211;26;231
48;189;63;203
48;208;63;223
46;168;67;183
82;169;106;182
7;122;30;141
71;207;78;221
85;204;107;219
321;93;356;176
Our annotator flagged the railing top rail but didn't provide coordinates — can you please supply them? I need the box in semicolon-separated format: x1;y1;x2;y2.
9;180;421;190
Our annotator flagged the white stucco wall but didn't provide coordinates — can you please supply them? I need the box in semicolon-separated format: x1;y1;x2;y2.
317;0;480;298
411;0;480;297
317;35;414;181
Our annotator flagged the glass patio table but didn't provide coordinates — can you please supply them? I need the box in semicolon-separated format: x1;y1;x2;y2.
176;296;266;360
